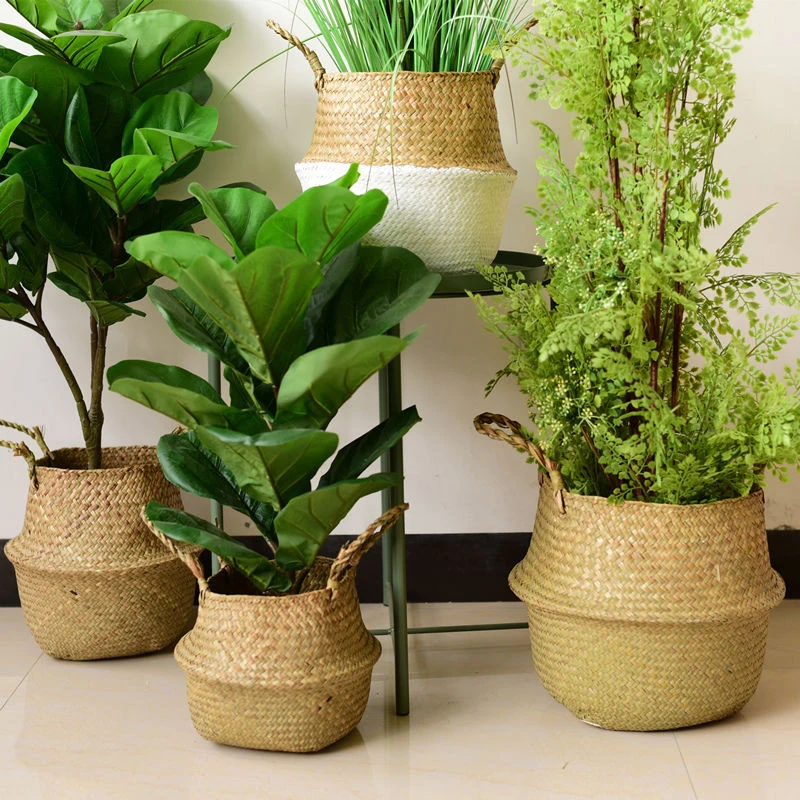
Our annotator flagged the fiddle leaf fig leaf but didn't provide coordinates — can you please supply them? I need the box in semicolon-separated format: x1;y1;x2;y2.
0;76;38;160
145;502;291;594
4;1;60;36
51;30;126;70
65;154;163;215
0;292;28;320
194;426;339;508
99;11;231;100
256;183;388;265
0;24;63;60
174;249;323;384
126;231;233;279
64;86;101;168
188;182;277;260
102;0;154;28
275;335;408;430
274;473;401;571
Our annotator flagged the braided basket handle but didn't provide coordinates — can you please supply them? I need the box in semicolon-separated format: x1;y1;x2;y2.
0;419;54;488
266;19;326;91
474;412;566;514
327;503;408;599
141;510;208;590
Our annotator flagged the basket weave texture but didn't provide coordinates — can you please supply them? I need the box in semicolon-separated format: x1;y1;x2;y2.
5;447;196;661
510;477;785;731
175;559;381;753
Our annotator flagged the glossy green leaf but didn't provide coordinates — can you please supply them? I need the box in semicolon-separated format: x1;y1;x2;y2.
175;250;323;383
0;47;25;74
51;30;125;70
195;426;339;508
319;406;421;487
80;83;139;169
156;432;277;540
101;256;158;303
0;76;37;160
171;71;213;106
147;285;250;374
102;0;154;29
66;154;163;215
125;230;233;279
313;245;441;345
107;359;264;431
4;1;60;36
0;292;28;320
0;255;23;292
275;335;407;429
52;0;105;31
304;243;360;341
0;24;63;60
188;182;277;260
99;11;231;100
256;183;388;265
274;473;401;570
145;502;291;593
48;270;136;324
0;173;27;245
64;86;101;168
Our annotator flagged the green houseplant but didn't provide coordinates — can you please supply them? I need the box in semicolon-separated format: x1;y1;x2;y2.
265;1;530;273
0;0;231;661
108;168;440;751
474;0;792;730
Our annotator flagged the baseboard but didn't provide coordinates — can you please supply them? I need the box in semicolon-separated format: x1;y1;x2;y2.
2;531;799;606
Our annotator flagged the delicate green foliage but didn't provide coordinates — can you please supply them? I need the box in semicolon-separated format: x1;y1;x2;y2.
476;0;800;505
303;0;528;72
110;179;439;593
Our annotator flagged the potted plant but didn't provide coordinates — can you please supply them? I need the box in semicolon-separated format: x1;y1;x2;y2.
266;1;532;274
473;0;794;730
0;0;231;660
108;169;440;751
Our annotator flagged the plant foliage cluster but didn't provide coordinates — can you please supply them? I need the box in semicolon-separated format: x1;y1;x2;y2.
0;0;230;468
109;168;440;594
303;0;527;72
475;0;800;504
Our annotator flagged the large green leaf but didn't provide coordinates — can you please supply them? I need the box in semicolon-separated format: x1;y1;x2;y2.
125;230;233;279
274;473;401;571
51;0;105;31
0;255;23;292
194;426;339;508
102;0;154;29
101;256;158;303
0;24;63;60
275;335;408;430
304;243;360;341
312;245;441;346
107;359;265;431
145;502;291;593
0;172;27;246
64;86;101;168
66;154;163;215
4;1;60;36
9;56;92;144
0;76;37;160
147;285;250;374
48;269;135;325
0;291;28;320
188;182;277;261
81;82;139;169
175;249;323;384
156;432;277;540
99;11;231;100
51;30;125;70
256;182;388;265
319;406;421;487
0;47;25;74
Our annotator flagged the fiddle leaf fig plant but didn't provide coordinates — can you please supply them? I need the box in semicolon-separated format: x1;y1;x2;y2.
109;171;440;593
0;0;231;469
476;0;800;505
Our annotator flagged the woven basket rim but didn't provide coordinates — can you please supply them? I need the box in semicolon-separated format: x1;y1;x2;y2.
320;69;498;80
34;446;159;476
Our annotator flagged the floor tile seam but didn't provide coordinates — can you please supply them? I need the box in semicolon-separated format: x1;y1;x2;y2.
673;731;700;800
0;652;43;714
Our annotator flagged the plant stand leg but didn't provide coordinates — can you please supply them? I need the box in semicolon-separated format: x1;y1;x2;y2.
379;328;410;716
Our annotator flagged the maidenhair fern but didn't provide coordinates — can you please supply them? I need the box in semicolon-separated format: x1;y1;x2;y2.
475;0;800;504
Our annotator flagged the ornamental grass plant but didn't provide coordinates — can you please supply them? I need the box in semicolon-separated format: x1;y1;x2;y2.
475;0;800;505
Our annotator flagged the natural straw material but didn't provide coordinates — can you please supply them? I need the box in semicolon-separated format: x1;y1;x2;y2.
5;447;196;661
513;477;785;730
171;506;406;752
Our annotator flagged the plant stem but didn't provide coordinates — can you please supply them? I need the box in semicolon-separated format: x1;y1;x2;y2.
87;315;109;470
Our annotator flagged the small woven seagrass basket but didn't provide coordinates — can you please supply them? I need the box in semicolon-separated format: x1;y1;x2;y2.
267;20;517;274
476;413;786;731
4;447;196;661
156;506;405;753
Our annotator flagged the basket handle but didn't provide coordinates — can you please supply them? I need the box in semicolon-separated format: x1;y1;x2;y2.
0;419;54;489
473;412;566;513
266;19;326;91
141;510;208;591
490;17;539;88
327;503;408;599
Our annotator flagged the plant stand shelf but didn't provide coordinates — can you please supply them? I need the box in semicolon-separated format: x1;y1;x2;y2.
377;250;547;716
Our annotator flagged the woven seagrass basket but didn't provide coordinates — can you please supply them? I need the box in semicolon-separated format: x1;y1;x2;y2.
157;506;404;753
4;447;196;661
268;21;517;274
476;414;786;731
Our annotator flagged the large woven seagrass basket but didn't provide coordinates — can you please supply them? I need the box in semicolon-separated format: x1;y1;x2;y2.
158;506;405;753
476;414;786;731
268;21;517;274
4;447;196;661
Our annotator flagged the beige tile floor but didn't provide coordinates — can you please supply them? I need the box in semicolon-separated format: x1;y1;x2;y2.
0;601;798;800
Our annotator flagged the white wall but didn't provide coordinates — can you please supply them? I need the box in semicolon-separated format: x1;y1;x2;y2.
1;0;798;539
